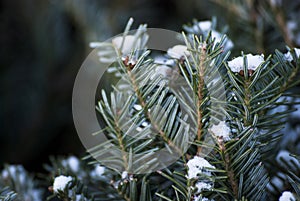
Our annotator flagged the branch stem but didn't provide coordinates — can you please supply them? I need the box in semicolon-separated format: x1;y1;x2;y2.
270;2;294;47
127;69;183;155
196;45;206;155
218;137;238;198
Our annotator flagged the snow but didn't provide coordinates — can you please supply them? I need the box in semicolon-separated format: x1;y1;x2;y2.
228;54;264;73
1;165;26;185
187;157;215;194
284;48;300;62
194;196;213;201
197;21;212;31
89;42;102;48
1;169;8;178
150;64;177;87
154;65;173;77
112;35;136;55
186;156;215;179
62;156;80;172
142;122;149;127
195;181;213;193
90;165;105;178
210;30;234;50
121;171;128;179
192;21;212;32
53;175;72;193
133;104;142;111
1;165;42;200
167;45;190;59
191;21;233;50
111;27;148;55
136;127;143;132
210;121;231;141
154;56;176;66
279;191;296;201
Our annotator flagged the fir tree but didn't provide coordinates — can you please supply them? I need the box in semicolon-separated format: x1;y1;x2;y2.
1;1;300;201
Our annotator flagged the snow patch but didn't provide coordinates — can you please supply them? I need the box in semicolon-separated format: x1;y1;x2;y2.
228;54;264;73
279;191;296;201
210;121;231;141
187;156;215;179
53;175;72;193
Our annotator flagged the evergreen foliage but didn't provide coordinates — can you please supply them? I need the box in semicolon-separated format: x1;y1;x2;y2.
1;1;300;201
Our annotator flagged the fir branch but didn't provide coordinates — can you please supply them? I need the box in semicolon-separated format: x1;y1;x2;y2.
0;187;17;201
243;78;252;127
86;17;300;201
196;43;207;156
123;60;183;156
114;110;129;172
269;1;295;47
254;16;265;54
276;53;300;92
217;137;238;198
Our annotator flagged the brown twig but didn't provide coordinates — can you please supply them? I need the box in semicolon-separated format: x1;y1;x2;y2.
270;2;294;47
114;111;129;172
197;45;206;155
218;137;239;198
126;68;183;155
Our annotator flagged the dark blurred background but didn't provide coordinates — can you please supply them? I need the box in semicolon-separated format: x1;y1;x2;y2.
0;0;205;172
1;0;299;172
